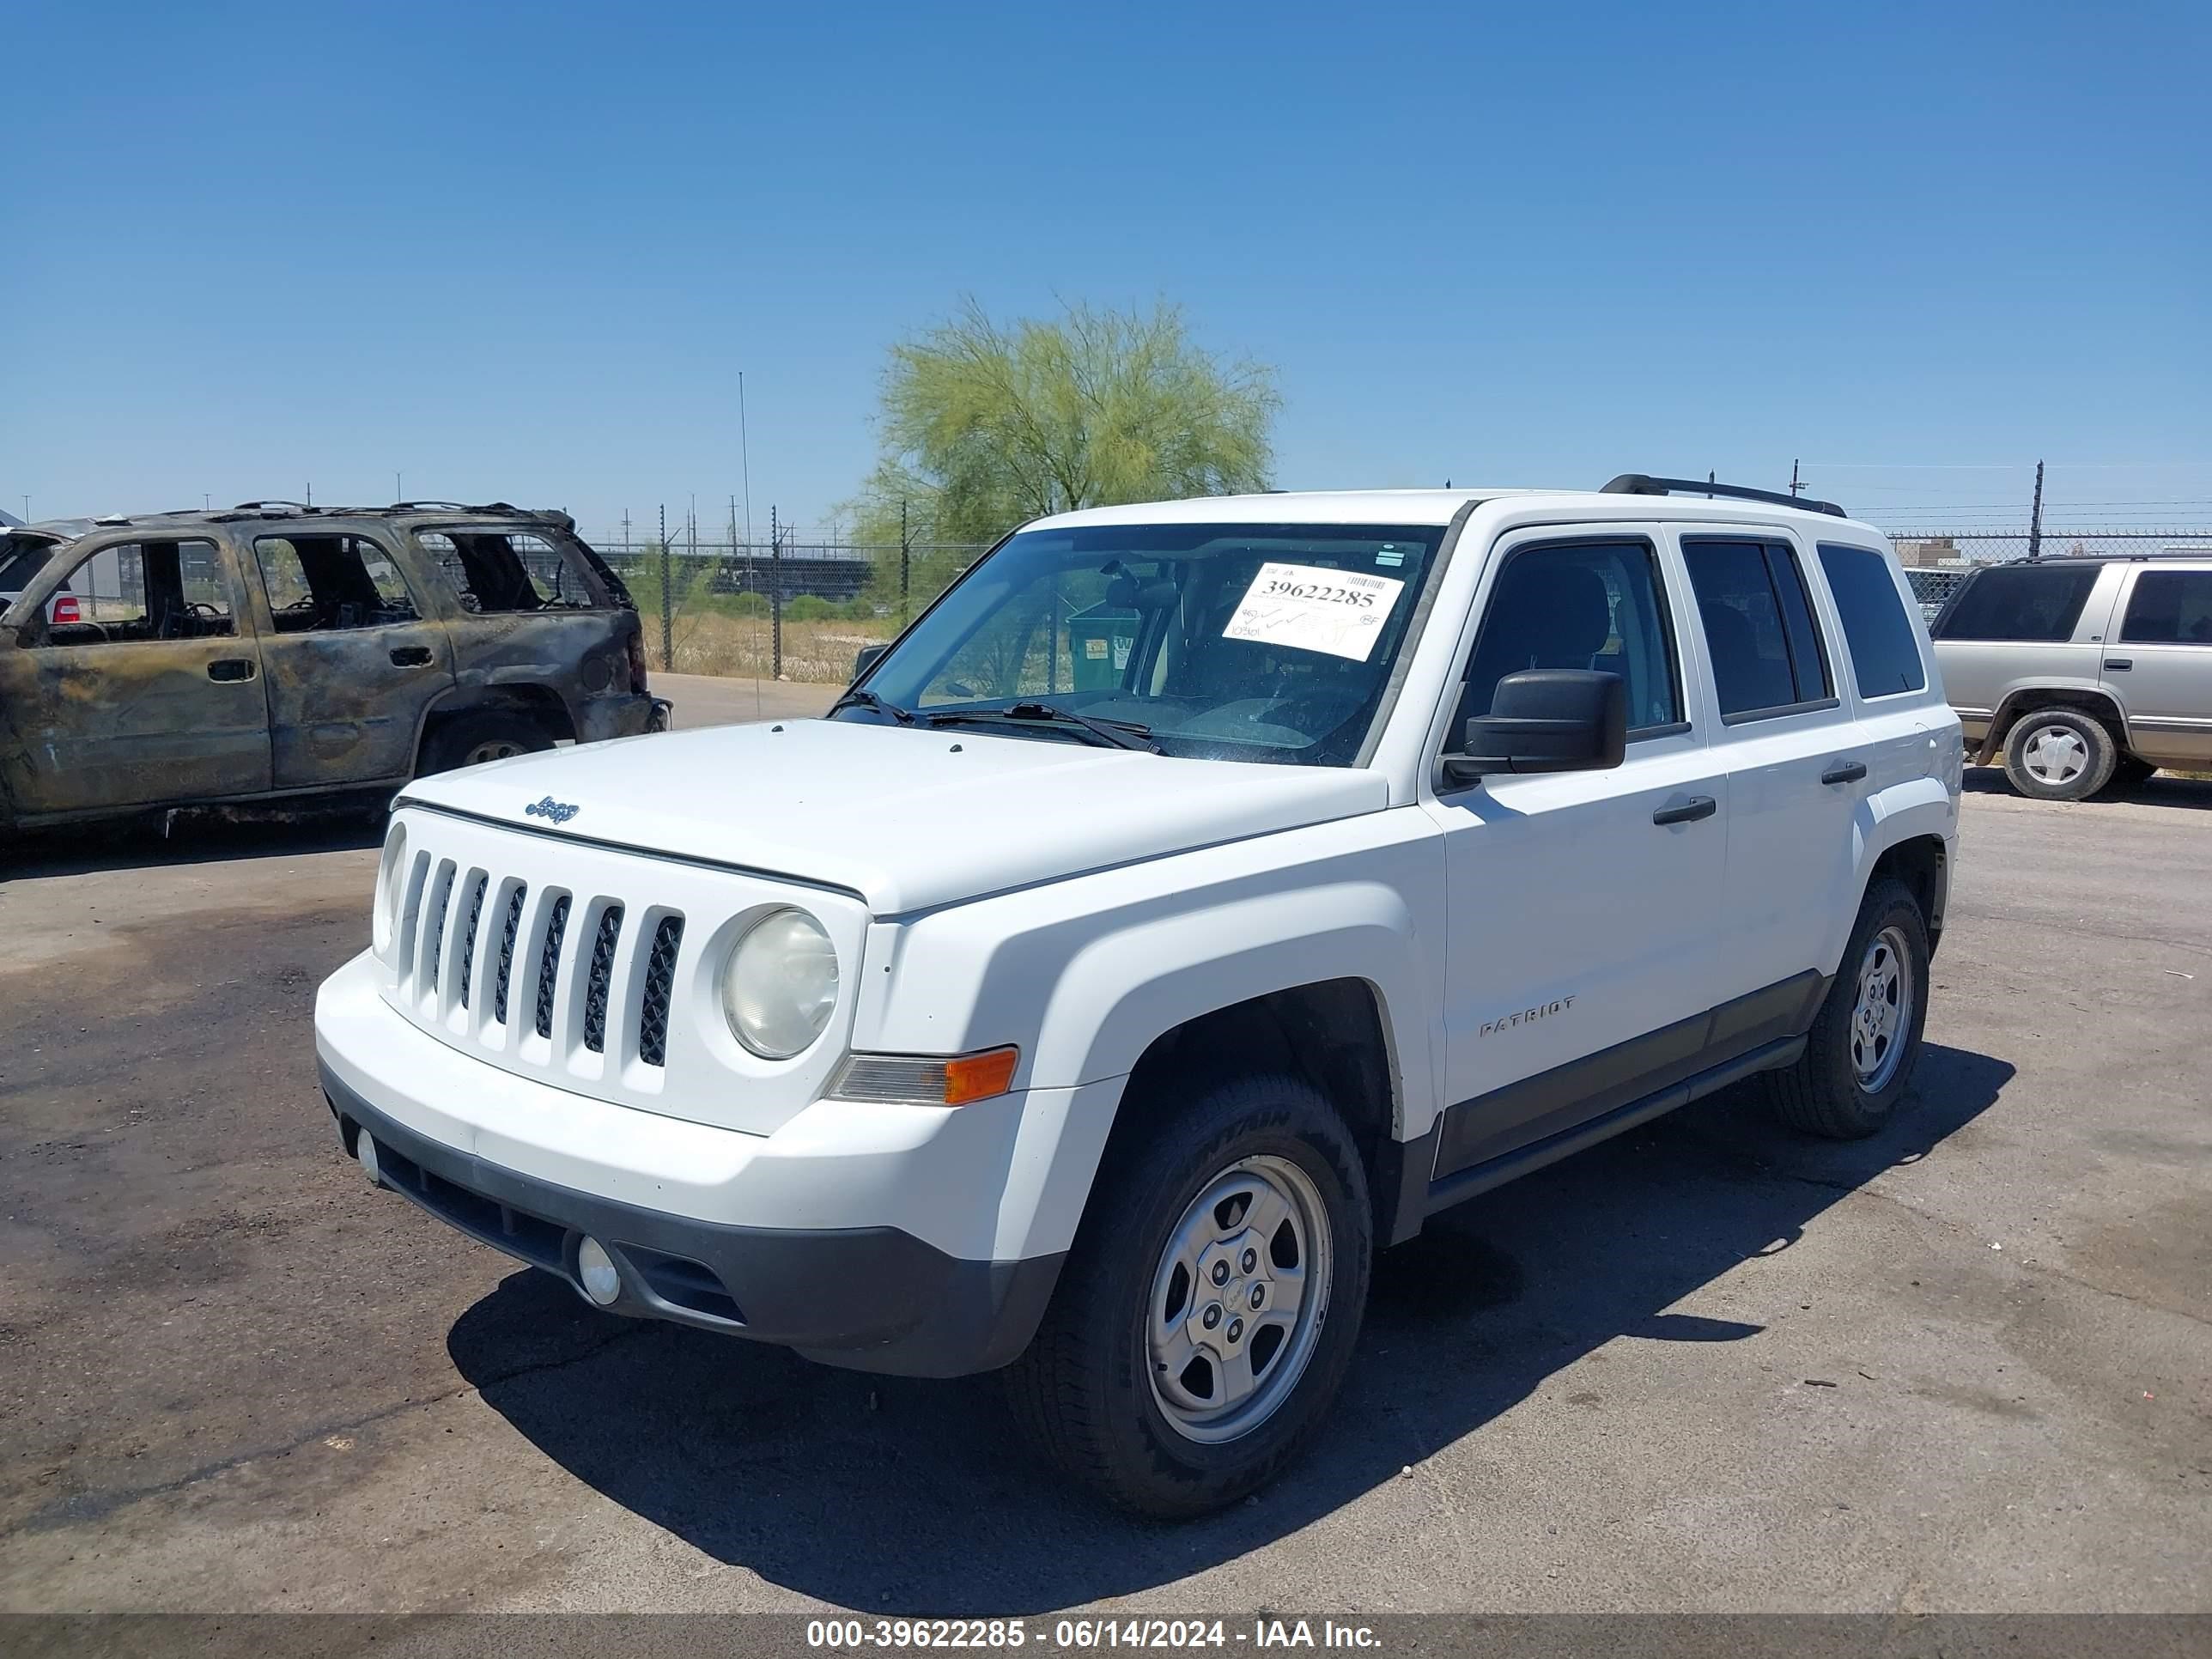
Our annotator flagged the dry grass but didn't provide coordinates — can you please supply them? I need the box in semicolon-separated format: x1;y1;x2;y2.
656;610;898;684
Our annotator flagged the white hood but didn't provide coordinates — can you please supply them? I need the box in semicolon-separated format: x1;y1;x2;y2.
398;719;1388;915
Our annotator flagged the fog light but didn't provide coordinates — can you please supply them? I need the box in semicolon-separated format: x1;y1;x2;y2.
577;1236;621;1305
357;1131;382;1187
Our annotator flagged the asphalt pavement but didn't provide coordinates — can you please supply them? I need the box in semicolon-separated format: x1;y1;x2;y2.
1;691;2206;1613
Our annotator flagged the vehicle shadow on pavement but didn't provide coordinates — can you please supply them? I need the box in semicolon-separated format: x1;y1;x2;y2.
2;807;385;879
448;1042;2013;1613
1963;769;2212;811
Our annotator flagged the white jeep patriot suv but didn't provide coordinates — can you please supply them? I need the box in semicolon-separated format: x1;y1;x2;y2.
316;477;1962;1516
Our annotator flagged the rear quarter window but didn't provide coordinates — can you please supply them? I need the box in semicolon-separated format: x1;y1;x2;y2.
1934;562;2100;642
1817;544;1927;698
416;528;602;613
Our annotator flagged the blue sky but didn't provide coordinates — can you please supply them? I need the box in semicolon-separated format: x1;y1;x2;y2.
5;0;2207;542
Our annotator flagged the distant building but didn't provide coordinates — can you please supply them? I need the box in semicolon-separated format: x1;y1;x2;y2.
1893;537;1959;568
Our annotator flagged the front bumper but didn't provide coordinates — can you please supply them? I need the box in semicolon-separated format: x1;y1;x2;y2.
325;1064;1060;1376
313;947;1086;1377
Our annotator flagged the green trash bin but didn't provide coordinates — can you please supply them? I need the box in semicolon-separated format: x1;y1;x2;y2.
1066;603;1139;693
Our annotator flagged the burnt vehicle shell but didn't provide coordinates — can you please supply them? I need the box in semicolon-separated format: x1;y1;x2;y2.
0;504;662;830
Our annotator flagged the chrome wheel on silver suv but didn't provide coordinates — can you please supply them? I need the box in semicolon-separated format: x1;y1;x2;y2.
2002;705;2116;801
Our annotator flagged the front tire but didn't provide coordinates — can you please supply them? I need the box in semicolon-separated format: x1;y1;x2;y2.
1005;1073;1371;1518
1765;877;1931;1139
2002;707;2116;801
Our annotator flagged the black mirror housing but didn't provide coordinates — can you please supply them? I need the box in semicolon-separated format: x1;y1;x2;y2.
1445;669;1627;783
852;643;889;681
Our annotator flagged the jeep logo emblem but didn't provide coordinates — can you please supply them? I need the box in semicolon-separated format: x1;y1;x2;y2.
524;797;580;825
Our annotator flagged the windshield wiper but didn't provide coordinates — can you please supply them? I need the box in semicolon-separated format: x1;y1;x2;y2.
925;702;1158;752
827;688;917;725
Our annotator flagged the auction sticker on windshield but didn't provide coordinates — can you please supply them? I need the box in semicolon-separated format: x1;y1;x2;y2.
1222;562;1407;661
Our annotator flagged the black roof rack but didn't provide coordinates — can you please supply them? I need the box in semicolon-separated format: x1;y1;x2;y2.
1601;473;1846;519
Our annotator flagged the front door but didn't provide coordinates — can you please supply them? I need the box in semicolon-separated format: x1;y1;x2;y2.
0;536;270;818
246;530;458;787
2108;566;2212;766
1424;529;1729;1179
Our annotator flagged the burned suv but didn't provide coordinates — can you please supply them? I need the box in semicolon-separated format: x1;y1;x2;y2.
0;503;663;831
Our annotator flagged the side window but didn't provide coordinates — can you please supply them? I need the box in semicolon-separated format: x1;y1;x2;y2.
2118;570;2212;646
1682;539;1831;719
1932;563;2100;641
1456;539;1681;738
42;540;235;647
1817;543;1929;697
416;529;598;613
254;535;420;633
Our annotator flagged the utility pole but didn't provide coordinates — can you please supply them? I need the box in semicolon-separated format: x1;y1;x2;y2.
900;499;911;624
1790;459;1803;497
2027;459;2045;562
659;503;673;671
770;505;784;681
306;482;313;507
394;471;402;503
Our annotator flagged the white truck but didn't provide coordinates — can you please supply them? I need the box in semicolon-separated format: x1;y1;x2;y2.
316;477;1963;1516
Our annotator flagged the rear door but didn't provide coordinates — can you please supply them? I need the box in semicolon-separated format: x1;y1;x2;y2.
248;529;458;787
1929;562;2116;744
1672;526;1859;1003
0;534;270;817
2107;565;2212;765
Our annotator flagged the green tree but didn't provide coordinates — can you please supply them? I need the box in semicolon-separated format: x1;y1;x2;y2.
852;298;1280;605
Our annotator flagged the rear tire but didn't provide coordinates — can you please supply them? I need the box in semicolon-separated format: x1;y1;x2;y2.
1764;877;1930;1139
2002;707;2116;801
416;710;554;775
1005;1073;1371;1519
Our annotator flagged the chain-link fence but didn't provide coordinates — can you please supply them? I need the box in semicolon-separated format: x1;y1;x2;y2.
587;519;2212;684
1890;530;2212;618
592;536;991;683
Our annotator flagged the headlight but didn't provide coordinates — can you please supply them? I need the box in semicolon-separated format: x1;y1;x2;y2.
373;823;408;957
720;908;839;1059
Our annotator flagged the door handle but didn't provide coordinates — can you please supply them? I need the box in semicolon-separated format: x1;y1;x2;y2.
1821;759;1869;786
206;658;256;683
389;646;434;667
1652;795;1717;826
2104;658;2132;672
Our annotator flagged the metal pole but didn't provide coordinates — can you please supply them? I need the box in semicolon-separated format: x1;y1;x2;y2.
770;505;784;681
900;499;911;624
1790;459;1802;497
2027;459;2045;562
659;503;673;670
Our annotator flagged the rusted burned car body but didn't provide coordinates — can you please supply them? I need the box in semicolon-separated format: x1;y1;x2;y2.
0;503;662;830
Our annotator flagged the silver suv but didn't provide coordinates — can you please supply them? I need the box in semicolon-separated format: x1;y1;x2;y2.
1931;555;2212;799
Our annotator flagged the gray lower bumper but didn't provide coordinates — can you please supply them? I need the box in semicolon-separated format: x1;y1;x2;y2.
321;1064;1062;1377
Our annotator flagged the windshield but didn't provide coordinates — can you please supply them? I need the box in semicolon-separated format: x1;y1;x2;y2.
842;520;1451;765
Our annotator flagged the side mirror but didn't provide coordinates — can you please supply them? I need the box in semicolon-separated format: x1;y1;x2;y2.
1443;669;1626;785
852;643;889;681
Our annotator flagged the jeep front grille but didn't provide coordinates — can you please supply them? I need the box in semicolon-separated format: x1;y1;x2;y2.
581;904;625;1054
393;851;684;1071
638;916;684;1067
534;896;571;1040
494;884;526;1023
